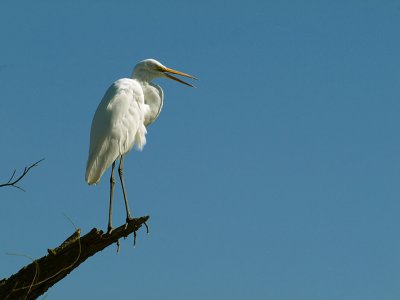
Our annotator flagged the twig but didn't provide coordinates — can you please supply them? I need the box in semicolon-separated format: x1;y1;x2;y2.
0;159;44;191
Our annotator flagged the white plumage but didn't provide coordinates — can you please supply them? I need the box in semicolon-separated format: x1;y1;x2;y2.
86;79;148;184
85;58;196;233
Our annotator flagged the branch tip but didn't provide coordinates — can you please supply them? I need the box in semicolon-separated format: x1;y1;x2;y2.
0;158;45;190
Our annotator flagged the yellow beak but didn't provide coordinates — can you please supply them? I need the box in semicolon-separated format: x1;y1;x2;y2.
162;67;198;87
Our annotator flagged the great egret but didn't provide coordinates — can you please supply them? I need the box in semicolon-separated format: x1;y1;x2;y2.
85;59;196;233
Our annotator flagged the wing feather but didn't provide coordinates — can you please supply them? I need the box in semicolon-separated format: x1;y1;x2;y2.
85;78;148;184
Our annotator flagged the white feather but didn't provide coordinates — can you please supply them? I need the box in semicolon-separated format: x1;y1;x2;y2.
85;78;148;184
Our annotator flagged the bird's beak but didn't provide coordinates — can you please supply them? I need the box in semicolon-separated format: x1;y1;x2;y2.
162;67;197;87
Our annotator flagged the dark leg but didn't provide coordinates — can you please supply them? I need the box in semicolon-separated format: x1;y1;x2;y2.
118;155;133;222
107;161;116;234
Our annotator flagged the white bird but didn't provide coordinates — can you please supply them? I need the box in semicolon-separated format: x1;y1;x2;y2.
85;59;196;233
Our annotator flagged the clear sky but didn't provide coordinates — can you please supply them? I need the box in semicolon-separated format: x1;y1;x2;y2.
1;1;400;299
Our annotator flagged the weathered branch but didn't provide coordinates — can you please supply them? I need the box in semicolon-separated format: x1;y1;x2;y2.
0;159;45;191
0;216;149;300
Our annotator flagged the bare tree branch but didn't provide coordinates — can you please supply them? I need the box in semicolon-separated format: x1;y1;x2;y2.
0;159;44;191
0;216;150;300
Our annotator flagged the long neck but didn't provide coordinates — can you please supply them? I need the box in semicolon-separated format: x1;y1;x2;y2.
140;82;164;126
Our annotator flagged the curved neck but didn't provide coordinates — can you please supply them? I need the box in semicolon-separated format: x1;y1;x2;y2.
141;82;164;126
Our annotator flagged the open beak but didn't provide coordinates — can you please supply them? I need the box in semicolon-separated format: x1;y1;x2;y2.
162;66;198;87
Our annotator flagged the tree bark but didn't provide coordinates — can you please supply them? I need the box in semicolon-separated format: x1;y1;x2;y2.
0;216;149;300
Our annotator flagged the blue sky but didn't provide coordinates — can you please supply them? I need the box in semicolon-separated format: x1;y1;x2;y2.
1;1;400;299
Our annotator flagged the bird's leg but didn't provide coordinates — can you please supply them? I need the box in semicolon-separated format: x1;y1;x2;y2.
107;161;116;234
118;155;133;222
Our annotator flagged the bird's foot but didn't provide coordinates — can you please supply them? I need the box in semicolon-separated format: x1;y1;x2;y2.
124;216;135;231
126;215;135;223
123;215;149;247
107;225;114;235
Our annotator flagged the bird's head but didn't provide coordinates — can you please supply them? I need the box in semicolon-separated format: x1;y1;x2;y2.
132;59;197;87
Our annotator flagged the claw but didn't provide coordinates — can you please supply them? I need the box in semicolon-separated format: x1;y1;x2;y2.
116;239;121;254
144;222;150;235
